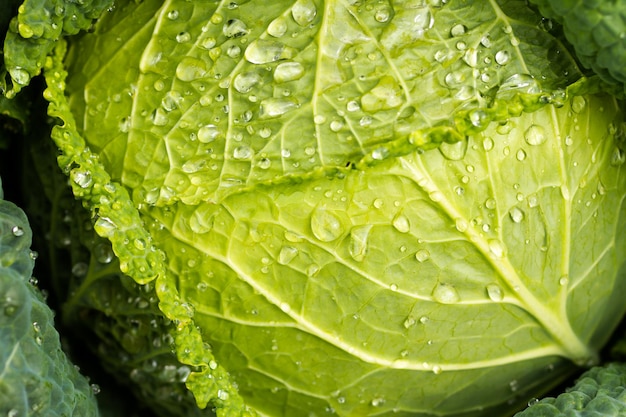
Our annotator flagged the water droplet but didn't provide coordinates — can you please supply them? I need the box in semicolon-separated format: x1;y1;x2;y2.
371;397;385;407
439;139;468;160
267;17;288;37
260;97;298;118
278;246;298;265
9;67;30;86
349;225;372;262
495;50;510;65
432;282;460;304
371;147;389;161
175;57;208;82
455;218;468;232
311;208;344;242
257;157;271;169
72;262;88;277
559;276;569;286
450;24;467;37
482;138;494;151
274;61;305;83
374;7;391;23
233;71;263;94
233;145;253;160
189;205;215;234
403;316;416;329
306;264;320;277
524;125;547;146
486;283;504;301
223;18;248;38
346;100;360;112
488;240;505;257
176;31;191;43
330;120;344;132
432;365;442;374
72;170;93;188
226;45;242;58
259;127;272;138
198;125;220;143
485;198;496;210
292;0;317;26
245;39;294;64
571;96;586;113
167;9;179;20
200;36;217;50
390;283;398;291
392;213;410;233
516;149;527;161
611;147;626;166
509;207;524;223
94;216;117;237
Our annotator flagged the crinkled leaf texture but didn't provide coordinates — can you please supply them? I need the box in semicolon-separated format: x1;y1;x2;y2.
0;184;100;416
45;0;626;416
514;362;626;416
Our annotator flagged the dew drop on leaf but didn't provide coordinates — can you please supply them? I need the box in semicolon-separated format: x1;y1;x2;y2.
415;249;430;262
486;283;504;301
278;246;298;265
571;96;586;113
349;225;372;262
494;50;510;65
11;225;24;237
509;207;524;223
439;139;468;160
392;213;411;233
267;17;288;37
233;71;262;93
488;240;505;257
233;145;253;160
260;97;298;118
223;18;248;37
175;57;208;82
432;282;460;304
245;39;294;64
311;208;344;242
455;218;468;232
274;62;305;83
291;0;317;26
524;124;547;146
198;125;220;143
403;315;416;329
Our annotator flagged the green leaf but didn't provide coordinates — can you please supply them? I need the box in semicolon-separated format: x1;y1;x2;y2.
529;0;626;96
43;38;256;417
0;182;100;417
514;363;626;416
140;93;626;416
64;0;584;206
2;0;114;96
43;0;626;416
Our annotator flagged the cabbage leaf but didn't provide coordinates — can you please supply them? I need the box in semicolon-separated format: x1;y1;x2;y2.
39;0;626;416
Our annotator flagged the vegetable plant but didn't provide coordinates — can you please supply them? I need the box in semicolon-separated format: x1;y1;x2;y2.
2;0;626;416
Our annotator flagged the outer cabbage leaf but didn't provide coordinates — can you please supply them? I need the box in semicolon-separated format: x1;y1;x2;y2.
43;0;626;416
514;363;626;416
64;0;584;206
140;93;626;416
1;0;114;96
0;182;100;416
529;0;626;96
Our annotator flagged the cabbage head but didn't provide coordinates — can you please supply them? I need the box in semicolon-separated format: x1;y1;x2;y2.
21;0;626;416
